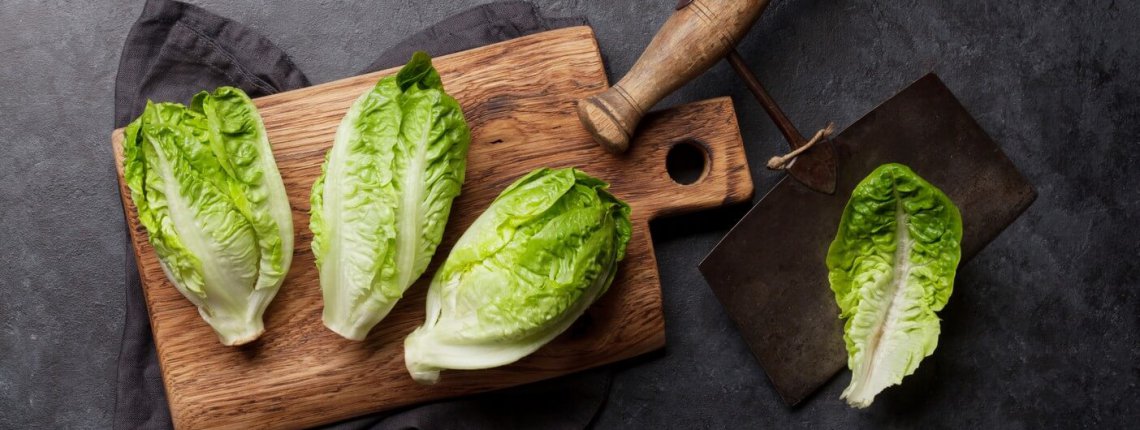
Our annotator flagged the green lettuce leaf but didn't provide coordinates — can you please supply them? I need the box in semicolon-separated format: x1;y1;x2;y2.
826;163;962;407
404;167;632;384
310;52;471;340
122;87;293;346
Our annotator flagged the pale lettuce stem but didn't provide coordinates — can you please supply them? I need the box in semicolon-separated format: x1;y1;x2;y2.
203;310;265;346
322;297;394;341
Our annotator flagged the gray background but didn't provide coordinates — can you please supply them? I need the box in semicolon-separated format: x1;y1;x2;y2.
2;0;1137;428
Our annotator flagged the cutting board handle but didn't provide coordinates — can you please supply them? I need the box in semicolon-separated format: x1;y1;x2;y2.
577;0;771;153
613;97;754;220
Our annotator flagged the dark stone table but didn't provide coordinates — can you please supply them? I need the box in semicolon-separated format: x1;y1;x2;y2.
1;0;1136;428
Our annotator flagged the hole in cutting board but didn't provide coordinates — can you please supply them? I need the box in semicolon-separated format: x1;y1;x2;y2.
666;140;709;185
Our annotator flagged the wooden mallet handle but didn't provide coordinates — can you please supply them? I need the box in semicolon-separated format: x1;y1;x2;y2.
578;0;771;153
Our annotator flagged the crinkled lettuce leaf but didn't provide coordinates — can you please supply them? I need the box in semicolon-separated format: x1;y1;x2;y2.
122;87;293;346
404;167;632;384
826;163;962;407
310;52;471;340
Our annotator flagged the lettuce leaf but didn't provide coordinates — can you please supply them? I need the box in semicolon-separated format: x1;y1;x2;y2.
826;163;962;407
122;87;293;346
404;168;632;384
310;52;471;340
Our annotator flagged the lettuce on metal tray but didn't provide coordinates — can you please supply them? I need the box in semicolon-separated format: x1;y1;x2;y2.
826;163;962;408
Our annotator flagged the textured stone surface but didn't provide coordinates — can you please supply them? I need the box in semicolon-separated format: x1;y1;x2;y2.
1;0;1137;428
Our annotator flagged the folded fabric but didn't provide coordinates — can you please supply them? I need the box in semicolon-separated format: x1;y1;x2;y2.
112;1;606;429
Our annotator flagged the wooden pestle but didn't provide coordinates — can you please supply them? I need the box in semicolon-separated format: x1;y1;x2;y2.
577;0;771;153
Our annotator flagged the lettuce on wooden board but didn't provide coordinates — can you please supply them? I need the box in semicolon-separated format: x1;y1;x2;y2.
404;168;632;384
310;52;471;340
122;87;293;346
826;163;963;408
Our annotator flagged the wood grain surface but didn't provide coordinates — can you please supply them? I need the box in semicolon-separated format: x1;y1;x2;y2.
110;27;753;429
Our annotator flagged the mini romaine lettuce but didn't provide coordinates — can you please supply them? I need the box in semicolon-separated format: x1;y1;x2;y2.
122;87;293;346
826;163;962;407
310;52;471;340
404;167;632;384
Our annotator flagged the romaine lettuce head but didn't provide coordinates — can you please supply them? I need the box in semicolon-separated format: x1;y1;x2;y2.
404;167;632;384
310;52;471;340
826;163;962;408
122;87;294;346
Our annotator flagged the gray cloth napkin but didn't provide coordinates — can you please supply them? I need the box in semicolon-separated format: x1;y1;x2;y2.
112;1;609;428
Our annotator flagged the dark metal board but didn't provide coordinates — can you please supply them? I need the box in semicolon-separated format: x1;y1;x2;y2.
698;73;1036;406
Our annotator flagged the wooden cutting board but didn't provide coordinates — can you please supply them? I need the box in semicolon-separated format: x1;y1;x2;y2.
111;26;752;429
